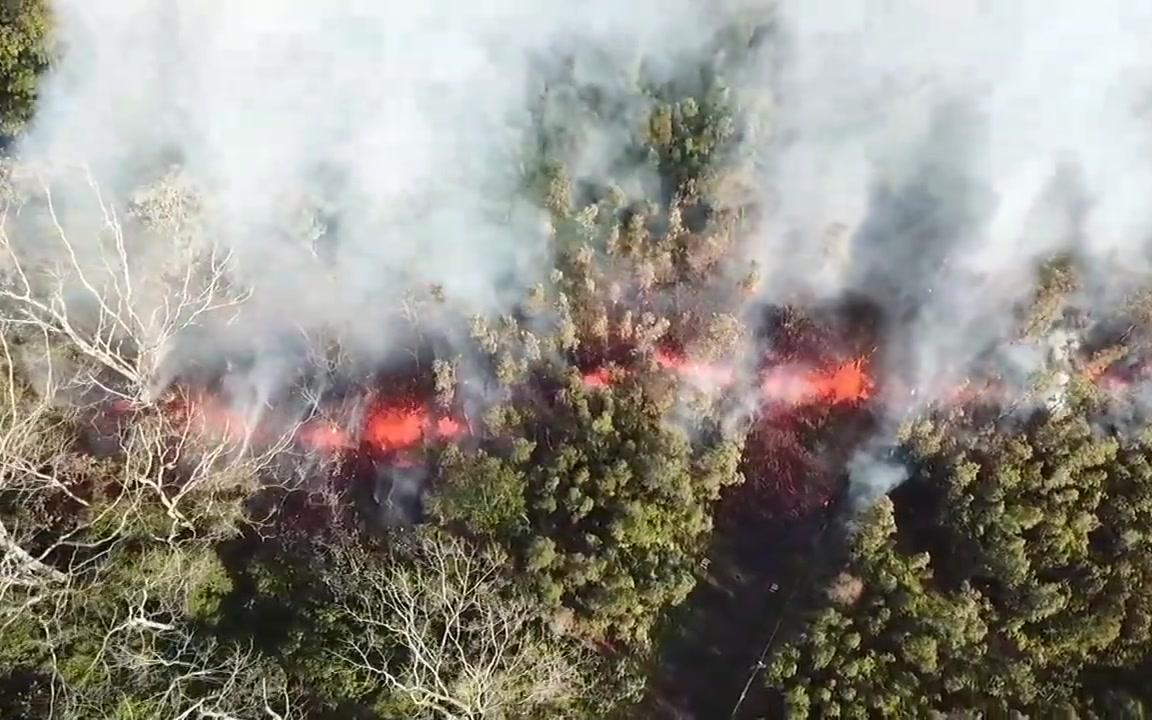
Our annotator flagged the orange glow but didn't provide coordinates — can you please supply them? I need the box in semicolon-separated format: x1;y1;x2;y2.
361;401;464;453
655;349;736;386
582;367;614;388
583;349;874;408
761;358;873;407
805;358;873;405
295;420;354;452
159;389;465;459
363;405;429;452
435;416;464;438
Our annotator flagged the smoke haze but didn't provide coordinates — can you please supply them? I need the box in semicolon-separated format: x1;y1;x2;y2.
763;0;1152;401
10;0;1152;498
16;0;722;362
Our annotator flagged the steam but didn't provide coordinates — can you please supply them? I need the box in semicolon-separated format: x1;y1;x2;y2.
847;447;908;508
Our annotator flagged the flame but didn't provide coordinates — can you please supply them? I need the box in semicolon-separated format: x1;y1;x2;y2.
435;416;464;438
295;420;354;452
760;359;873;407
363;405;427;452
362;400;464;453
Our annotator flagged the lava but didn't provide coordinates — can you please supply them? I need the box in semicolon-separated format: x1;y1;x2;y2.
654;348;873;408
131;388;463;460
800;358;873;405
582;366;614;388
654;349;737;386
362;402;463;453
294;420;354;453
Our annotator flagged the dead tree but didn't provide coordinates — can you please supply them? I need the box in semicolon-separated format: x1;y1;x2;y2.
330;532;587;720
0;165;249;404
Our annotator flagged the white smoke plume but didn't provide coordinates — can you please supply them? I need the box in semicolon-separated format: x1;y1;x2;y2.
758;0;1152;401
11;0;726;386
7;0;1152;499
733;0;1152;499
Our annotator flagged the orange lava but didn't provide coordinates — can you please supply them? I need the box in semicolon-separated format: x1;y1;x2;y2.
295;420;354;452
578;349;876;408
363;406;426;452
435;416;464;438
805;358;873;405
148;390;465;458
655;349;736;386
362;402;463;453
760;358;872;407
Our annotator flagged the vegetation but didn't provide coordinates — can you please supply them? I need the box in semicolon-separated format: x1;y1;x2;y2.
0;0;49;136
3;4;1152;719
434;373;742;645
766;398;1152;717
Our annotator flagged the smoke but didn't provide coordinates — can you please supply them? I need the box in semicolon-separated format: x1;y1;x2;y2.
847;446;908;508
13;0;726;377
758;0;1152;398
9;0;1152;505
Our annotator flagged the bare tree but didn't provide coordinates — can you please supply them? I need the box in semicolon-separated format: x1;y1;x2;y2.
43;544;303;720
330;532;588;720
0;325;300;719
0;165;249;404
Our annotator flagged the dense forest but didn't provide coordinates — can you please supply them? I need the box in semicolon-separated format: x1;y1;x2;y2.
2;2;1152;718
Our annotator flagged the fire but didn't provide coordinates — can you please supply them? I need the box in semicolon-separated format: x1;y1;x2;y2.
362;401;464;453
363;405;426;452
652;348;873;408
759;359;872;407
294;420;354;452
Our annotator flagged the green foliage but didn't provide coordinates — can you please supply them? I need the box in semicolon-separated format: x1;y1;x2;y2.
430;445;529;539
1021;254;1078;338
0;0;50;135
646;92;737;198
436;372;742;646
769;402;1152;716
767;497;993;717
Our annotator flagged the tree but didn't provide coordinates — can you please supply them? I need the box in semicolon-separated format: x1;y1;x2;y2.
766;497;992;717
768;397;1152;716
435;371;743;646
0;317;295;717
0;166;249;404
0;0;49;136
328;531;591;720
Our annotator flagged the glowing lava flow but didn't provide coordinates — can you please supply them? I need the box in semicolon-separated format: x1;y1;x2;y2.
582;367;614;389
654;349;737;386
648;349;873;408
770;358;873;406
158;391;462;457
363;404;463;453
